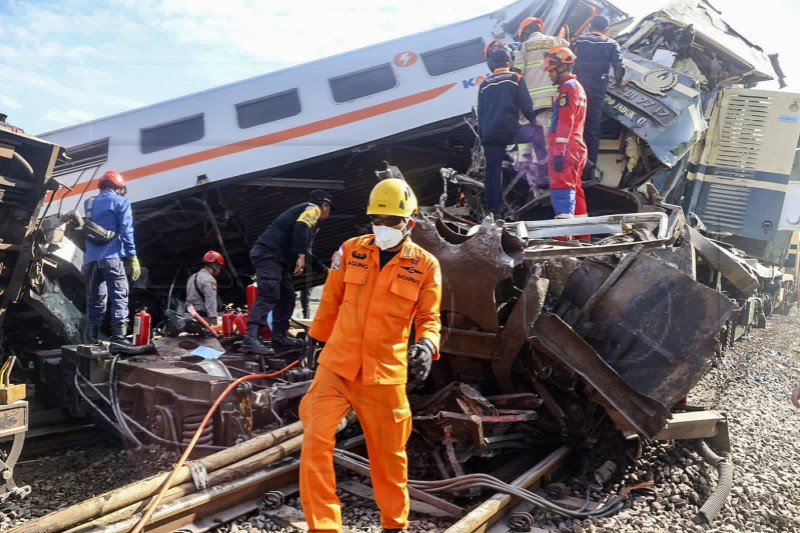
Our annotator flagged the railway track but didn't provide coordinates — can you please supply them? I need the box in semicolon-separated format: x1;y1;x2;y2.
9;422;579;533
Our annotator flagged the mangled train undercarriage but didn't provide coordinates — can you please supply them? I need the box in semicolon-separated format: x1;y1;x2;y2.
39;203;737;471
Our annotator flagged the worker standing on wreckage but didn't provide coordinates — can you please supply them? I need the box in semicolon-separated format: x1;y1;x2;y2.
83;170;140;347
544;46;588;221
514;17;569;189
477;45;539;219
299;178;442;533
242;190;333;355
571;15;626;180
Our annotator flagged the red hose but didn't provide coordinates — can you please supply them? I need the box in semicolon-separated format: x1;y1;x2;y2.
131;360;299;533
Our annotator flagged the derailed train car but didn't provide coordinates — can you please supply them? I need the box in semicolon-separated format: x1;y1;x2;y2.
0;0;798;512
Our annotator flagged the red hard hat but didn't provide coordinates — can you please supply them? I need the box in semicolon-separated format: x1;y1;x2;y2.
203;250;225;266
518;17;544;40
99;170;125;189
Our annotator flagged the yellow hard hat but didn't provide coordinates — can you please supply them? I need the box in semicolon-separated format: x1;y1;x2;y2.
367;178;418;217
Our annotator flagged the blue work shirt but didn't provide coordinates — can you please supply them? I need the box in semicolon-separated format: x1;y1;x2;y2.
571;33;625;91
83;189;136;263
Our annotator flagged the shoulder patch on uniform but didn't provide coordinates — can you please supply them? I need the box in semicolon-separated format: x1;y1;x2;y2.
297;205;321;227
330;245;344;271
559;92;569;107
433;265;442;285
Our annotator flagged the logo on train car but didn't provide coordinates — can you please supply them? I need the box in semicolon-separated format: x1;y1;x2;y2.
632;69;679;97
393;52;418;67
462;75;487;89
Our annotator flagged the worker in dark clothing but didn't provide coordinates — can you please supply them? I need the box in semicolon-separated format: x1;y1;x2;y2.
571;15;626;177
83;170;140;346
185;251;225;325
477;47;539;219
243;190;333;355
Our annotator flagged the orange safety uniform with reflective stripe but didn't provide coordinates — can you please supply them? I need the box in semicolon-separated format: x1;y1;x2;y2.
310;234;442;384
300;233;442;533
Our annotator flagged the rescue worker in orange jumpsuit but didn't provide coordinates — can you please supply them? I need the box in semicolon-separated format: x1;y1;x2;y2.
544;46;588;221
299;178;442;533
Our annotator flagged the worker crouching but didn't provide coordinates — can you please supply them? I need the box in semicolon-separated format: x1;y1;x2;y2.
299;178;442;532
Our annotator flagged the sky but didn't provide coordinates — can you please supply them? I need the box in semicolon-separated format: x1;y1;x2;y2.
1;0;797;136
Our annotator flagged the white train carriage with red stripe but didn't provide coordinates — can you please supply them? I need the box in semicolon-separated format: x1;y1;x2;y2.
42;0;624;211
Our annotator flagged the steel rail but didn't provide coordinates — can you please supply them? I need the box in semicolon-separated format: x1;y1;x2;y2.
445;445;572;533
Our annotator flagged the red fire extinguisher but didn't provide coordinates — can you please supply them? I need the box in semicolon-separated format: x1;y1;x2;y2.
247;281;258;311
133;308;151;346
222;306;236;338
246;281;272;339
233;313;248;336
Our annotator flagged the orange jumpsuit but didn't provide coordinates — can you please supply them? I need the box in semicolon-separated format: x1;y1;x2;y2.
300;234;442;532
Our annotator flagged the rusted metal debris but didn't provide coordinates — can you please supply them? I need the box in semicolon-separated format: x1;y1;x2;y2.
413;207;738;444
412;383;540;465
57;335;311;450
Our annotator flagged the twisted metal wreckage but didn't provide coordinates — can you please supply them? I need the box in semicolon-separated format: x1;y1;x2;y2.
2;0;799;524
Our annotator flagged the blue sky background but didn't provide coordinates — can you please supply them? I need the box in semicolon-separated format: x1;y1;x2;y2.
1;0;796;136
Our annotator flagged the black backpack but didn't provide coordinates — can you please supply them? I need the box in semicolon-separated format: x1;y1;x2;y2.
82;196;117;245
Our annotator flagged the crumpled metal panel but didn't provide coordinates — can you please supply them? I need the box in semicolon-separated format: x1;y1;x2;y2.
641;1;776;83
687;226;759;295
531;313;671;438
413;216;515;335
559;249;738;410
413;215;546;372
604;52;706;167
491;272;548;393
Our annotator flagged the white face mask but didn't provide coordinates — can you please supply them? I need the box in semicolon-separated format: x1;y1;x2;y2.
372;224;406;250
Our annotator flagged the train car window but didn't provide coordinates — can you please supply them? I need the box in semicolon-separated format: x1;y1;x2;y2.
141;114;205;154
236;89;302;129
421;38;485;76
53;138;109;177
329;64;397;103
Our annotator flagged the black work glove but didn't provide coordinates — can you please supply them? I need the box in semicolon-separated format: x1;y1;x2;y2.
408;338;435;384
552;155;565;172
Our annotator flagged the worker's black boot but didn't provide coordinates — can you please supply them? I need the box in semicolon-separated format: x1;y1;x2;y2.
109;323;131;347
271;333;304;350
87;325;100;344
241;325;275;355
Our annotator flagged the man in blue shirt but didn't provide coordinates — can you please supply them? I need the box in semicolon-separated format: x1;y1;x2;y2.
571;15;626;178
477;47;539;218
83;170;140;345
